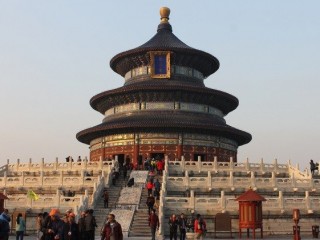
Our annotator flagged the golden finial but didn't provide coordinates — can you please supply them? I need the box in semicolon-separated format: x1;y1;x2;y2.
160;7;170;23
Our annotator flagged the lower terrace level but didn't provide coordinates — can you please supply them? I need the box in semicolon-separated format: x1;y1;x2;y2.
89;132;238;163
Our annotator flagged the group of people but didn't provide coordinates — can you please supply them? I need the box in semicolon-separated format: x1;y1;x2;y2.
0;209;26;240
168;213;207;240
34;208;98;240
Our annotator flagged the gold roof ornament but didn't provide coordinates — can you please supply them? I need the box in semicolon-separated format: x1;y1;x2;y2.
160;7;170;23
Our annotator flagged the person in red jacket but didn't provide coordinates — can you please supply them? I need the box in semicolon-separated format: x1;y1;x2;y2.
101;214;123;240
146;180;154;195
156;160;164;175
194;214;206;240
148;209;159;240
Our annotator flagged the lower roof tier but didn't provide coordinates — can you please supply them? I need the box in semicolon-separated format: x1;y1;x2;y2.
76;110;252;145
90;81;239;116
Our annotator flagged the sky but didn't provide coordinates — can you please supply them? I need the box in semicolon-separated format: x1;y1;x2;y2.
0;1;319;171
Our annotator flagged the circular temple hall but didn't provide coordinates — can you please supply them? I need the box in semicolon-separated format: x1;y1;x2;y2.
76;7;252;164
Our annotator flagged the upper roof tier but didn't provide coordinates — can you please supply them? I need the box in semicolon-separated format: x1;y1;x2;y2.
110;7;220;78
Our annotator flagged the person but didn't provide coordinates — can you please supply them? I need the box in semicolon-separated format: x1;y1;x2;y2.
63;213;78;240
148;209;159;240
310;159;316;175
154;179;161;200
77;156;82;162
84;209;97;240
103;190;109;208
146;180;154;196
0;216;10;240
127;177;134;187
146;194;155;215
77;212;86;240
169;214;179;240
0;209;11;240
15;213;26;240
123;163;128;180
157;159;164;175
36;213;43;240
194;214;206;240
178;213;188;240
100;214;123;240
41;208;64;240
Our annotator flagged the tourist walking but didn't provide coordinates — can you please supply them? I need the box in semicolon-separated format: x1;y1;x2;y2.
148;209;159;240
146;180;154;196
100;214;123;240
15;213;26;240
146;193;156;215
63;213;78;240
103;190;109;208
169;214;179;240
154;179;161;200
194;214;206;240
178;213;188;240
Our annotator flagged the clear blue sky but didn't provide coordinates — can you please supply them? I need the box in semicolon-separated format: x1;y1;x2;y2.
1;1;319;171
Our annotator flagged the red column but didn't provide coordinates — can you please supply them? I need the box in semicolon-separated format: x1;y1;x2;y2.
133;134;139;167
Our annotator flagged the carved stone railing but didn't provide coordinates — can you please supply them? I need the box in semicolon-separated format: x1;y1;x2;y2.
3;157;113;174
90;174;105;208
166;173;320;192
3;188;89;212
167;157;311;178
164;190;318;214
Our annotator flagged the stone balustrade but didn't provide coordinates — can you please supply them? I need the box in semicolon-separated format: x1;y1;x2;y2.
3;188;89;211
164;190;319;215
168;157;315;178
166;173;320;192
4;157;113;174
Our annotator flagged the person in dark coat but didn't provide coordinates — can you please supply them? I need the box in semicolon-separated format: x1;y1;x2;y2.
146;194;155;215
101;214;123;240
41;209;64;240
178;213;188;240
84;209;97;240
77;212;86;240
148;209;159;240
169;214;179;240
63;213;78;240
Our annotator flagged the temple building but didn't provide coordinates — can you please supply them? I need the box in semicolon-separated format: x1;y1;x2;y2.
76;7;251;165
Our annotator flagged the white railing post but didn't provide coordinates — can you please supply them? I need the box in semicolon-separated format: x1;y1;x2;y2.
28;158;32;171
208;171;212;190
305;191;312;213
230;171;234;190
16;159;20;172
221;191;226;212
197;156;201;172
55;157;58;170
99;156;103;169
279;191;284;212
41;158;44;172
181;156;185;172
213;156;218;172
251;171;256;188
273;158;278;173
245;158;250;171
229;157;234;171
271;172;276;189
190;190;195;211
185;171;189;189
260;158;264;173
